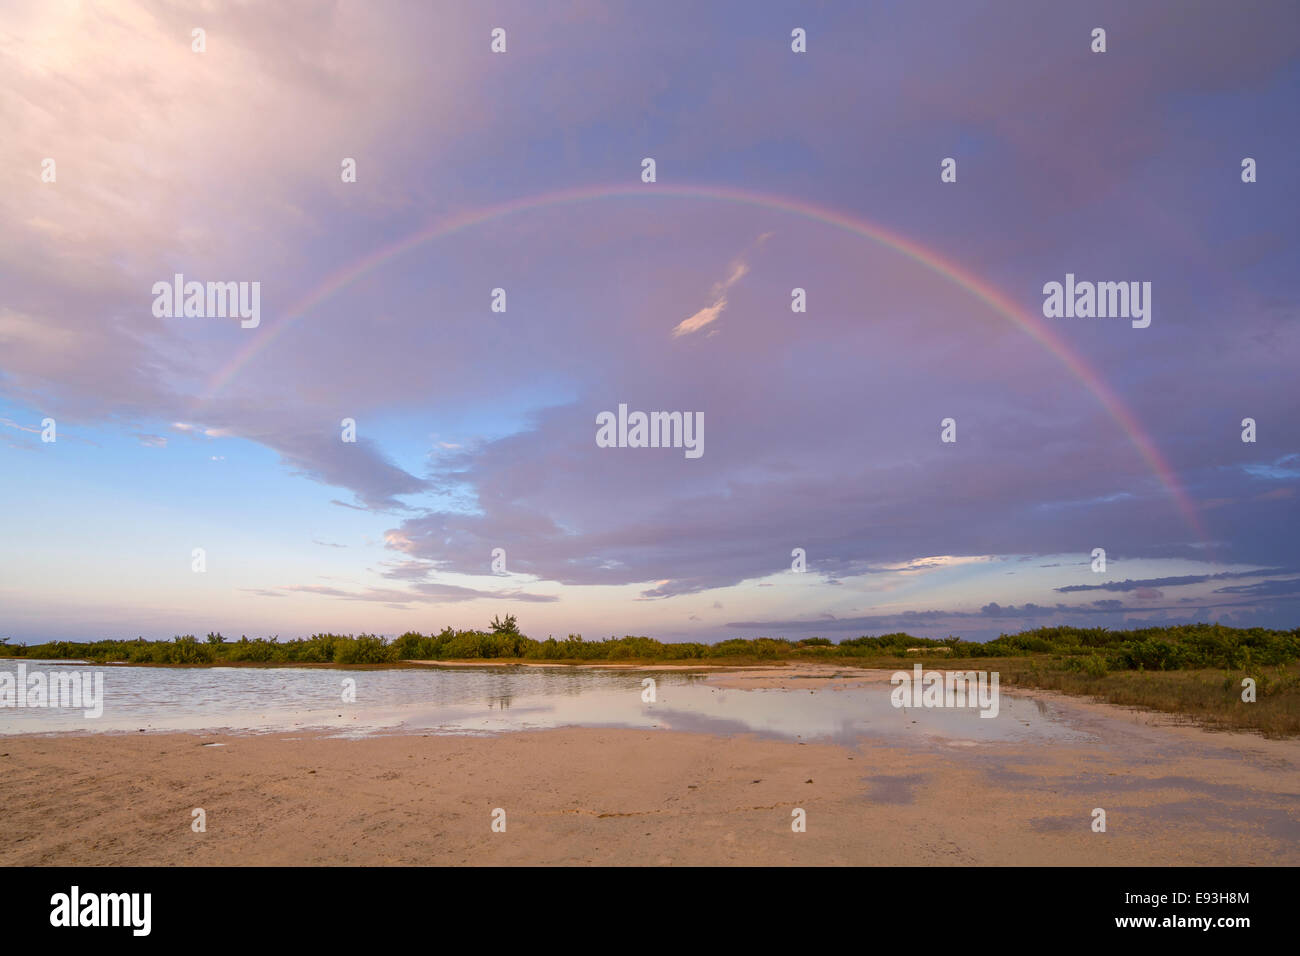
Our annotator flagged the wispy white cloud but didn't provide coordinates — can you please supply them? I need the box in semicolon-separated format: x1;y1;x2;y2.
671;234;769;338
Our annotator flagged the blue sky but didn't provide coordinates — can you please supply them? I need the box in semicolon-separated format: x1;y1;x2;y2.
1;0;1298;643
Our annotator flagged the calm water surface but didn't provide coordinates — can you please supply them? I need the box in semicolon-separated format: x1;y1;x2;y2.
0;660;1091;744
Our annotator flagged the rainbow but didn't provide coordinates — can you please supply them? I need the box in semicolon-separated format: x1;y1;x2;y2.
201;182;1207;541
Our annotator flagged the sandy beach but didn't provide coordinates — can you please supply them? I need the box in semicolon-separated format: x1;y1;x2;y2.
2;665;1297;866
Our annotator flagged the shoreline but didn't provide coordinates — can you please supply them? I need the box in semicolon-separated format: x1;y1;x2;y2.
3;667;1298;865
4;662;1289;750
0;655;765;671
5;656;1296;740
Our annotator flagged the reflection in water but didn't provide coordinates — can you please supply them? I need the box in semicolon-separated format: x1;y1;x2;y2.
0;661;1091;745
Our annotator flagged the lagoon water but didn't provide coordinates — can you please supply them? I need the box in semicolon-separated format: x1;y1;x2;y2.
0;660;1090;744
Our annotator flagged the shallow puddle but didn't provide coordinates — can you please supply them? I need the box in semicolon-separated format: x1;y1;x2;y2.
0;660;1091;744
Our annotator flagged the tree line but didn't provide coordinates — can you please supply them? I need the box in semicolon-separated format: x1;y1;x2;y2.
3;617;1297;672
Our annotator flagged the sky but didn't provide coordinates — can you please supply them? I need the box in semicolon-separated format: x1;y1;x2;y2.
1;0;1298;644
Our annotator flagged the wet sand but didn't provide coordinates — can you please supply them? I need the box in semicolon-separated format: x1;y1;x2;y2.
2;666;1296;866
